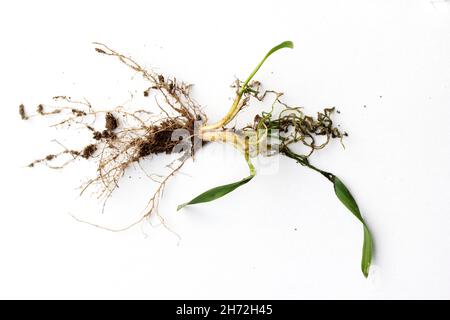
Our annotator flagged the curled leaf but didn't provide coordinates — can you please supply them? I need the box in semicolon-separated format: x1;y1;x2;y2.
283;146;373;278
333;177;373;278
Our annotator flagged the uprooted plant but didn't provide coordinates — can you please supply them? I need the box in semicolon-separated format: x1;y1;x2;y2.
20;41;373;277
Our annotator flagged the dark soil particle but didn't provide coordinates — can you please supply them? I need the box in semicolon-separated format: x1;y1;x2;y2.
95;48;107;54
133;119;196;160
101;130;116;139
105;112;118;131
72;109;87;116
37;104;44;115
138;141;153;158
93;131;102;140
93;129;116;141
82;144;97;159
19;104;27;120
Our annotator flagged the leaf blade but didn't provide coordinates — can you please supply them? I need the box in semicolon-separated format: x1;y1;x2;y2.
333;176;373;277
239;40;294;95
177;175;254;211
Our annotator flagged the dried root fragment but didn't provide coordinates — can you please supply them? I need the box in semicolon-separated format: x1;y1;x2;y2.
256;105;347;157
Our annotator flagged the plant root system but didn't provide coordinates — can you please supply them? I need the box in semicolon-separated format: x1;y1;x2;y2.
21;41;373;277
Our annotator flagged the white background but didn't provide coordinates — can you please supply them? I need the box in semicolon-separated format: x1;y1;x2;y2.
0;0;449;299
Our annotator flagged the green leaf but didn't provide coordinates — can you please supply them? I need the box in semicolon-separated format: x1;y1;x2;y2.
178;150;256;211
334;177;373;278
239;40;294;96
177;175;254;211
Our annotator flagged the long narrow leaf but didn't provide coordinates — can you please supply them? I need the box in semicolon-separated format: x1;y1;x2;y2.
333;177;373;278
201;41;293;131
177;175;253;211
239;41;294;96
177;154;256;211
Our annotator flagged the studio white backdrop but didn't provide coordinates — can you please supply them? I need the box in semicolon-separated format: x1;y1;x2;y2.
0;0;449;299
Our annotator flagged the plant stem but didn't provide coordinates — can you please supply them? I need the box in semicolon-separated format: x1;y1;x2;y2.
200;41;293;133
200;130;247;151
281;146;335;182
200;96;245;132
